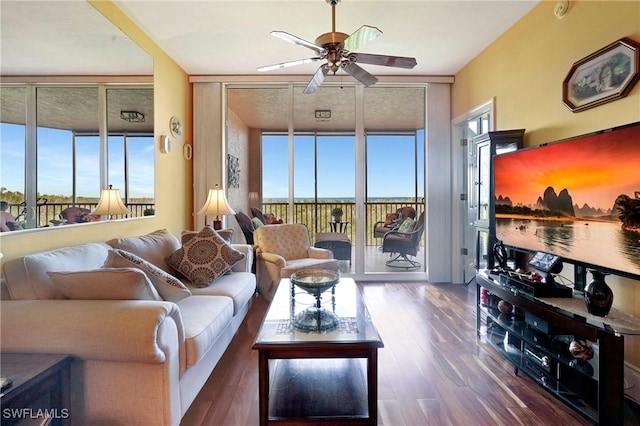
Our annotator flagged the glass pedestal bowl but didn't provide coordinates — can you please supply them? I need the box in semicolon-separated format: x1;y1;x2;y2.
290;269;340;332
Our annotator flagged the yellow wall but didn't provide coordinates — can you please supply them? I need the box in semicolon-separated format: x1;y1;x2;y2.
453;0;640;362
0;1;192;261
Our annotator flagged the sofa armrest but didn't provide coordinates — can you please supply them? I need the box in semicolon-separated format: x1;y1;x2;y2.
307;247;333;259
230;244;253;273
1;300;185;368
257;252;286;268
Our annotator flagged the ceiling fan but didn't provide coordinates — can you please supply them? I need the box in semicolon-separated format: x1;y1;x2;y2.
257;0;417;94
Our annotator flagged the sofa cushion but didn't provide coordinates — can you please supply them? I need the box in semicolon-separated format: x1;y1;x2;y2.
176;295;234;367
104;249;191;302
2;242;112;300
48;268;162;301
186;271;256;315
166;226;245;288
107;229;181;274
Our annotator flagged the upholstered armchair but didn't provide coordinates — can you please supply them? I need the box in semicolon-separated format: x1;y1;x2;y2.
254;223;339;300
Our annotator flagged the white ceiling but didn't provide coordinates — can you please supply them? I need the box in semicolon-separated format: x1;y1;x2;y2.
0;0;539;132
1;0;538;78
115;0;538;77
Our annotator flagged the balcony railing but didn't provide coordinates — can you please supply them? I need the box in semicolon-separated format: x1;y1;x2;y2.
262;200;425;246
5;202;155;229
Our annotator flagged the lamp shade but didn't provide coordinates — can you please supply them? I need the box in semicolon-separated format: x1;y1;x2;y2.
92;185;130;216
197;185;235;217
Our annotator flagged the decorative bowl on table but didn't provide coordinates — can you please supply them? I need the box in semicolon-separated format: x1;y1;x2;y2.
290;269;340;296
290;269;340;332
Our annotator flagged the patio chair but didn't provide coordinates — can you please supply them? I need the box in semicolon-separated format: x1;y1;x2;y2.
381;212;425;269
373;206;416;241
59;207;97;224
254;223;339;300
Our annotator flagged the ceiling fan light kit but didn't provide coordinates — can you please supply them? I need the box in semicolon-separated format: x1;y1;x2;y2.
257;0;417;94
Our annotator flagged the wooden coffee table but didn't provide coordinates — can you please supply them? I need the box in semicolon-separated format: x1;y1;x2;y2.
253;277;383;425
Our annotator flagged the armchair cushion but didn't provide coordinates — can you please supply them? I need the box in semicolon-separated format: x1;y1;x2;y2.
166;226;245;288
48;268;162;301
104;249;191;302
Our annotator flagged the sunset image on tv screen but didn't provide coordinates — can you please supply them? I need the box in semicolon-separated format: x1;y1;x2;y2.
493;123;640;278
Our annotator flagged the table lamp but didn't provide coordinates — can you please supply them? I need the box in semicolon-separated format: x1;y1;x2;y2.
92;185;130;219
197;184;235;230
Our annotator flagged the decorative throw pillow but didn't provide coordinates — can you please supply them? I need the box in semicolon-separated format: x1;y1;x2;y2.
48;268;162;301
103;249;191;302
182;228;234;245
398;217;415;233
166;225;245;288
251;217;264;229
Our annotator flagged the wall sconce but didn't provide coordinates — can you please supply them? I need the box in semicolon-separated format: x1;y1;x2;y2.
92;185;130;220
197;184;235;230
120;110;145;123
159;135;171;154
248;191;260;209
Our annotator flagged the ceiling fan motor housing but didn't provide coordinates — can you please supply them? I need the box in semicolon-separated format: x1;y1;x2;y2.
315;31;349;48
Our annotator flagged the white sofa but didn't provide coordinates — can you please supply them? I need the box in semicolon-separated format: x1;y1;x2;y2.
0;229;256;426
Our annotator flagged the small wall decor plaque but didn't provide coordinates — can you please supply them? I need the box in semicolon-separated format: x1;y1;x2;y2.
227;154;240;189
563;37;640;112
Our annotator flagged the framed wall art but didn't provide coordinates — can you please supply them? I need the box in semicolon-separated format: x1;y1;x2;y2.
562;37;640;112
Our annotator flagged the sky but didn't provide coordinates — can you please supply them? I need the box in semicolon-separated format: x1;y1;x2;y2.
262;132;425;200
494;124;640;210
1;124;154;199
2;125;423;201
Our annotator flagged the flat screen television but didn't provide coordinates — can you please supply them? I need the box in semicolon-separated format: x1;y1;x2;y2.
493;121;640;281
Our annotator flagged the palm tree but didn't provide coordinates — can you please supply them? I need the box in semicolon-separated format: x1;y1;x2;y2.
614;194;640;230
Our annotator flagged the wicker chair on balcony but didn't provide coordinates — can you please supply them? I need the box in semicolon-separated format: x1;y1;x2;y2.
382;212;425;269
373;206;416;242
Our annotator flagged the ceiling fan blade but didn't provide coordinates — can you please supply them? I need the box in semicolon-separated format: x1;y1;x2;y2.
350;52;417;69
344;25;382;52
303;65;329;94
342;62;378;87
257;57;322;72
271;31;326;55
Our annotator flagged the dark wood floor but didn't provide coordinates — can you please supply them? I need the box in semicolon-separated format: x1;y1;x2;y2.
181;282;591;425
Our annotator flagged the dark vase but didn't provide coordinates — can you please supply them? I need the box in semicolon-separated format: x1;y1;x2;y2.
584;270;613;317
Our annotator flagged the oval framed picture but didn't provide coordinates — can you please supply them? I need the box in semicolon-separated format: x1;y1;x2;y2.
170;116;183;138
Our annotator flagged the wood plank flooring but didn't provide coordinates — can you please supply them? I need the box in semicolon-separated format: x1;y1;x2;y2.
181;282;591;425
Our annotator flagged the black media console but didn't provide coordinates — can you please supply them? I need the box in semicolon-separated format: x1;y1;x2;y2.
476;271;640;425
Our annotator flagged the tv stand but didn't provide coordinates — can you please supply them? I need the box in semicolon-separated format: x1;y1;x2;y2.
476;270;640;425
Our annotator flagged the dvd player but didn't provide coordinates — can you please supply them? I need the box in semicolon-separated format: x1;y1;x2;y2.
499;273;573;299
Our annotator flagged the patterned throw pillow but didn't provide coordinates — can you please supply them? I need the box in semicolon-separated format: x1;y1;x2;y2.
48;268;162;301
104;249;191;302
166;225;245;288
182;228;234;245
397;217;415;233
